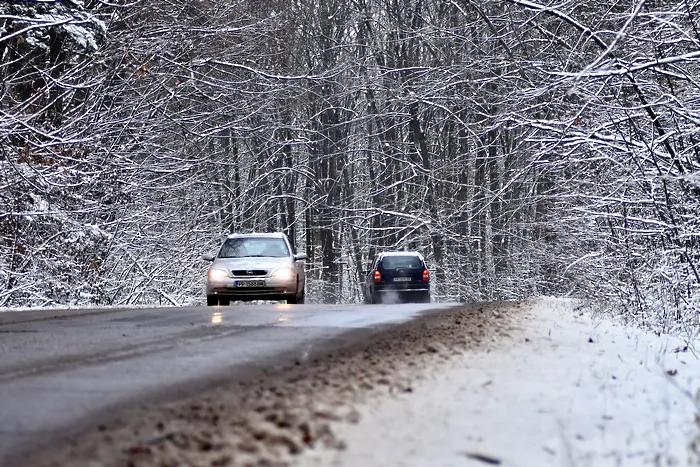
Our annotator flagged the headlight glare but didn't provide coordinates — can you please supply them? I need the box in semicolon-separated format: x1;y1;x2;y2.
272;268;295;279
208;269;229;280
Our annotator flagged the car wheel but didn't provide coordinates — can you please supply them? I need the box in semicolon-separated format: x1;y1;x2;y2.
422;292;431;303
288;288;305;305
287;278;304;305
371;293;380;304
207;295;219;306
219;298;230;306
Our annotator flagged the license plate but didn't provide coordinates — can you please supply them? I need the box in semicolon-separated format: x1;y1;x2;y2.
235;280;265;287
393;277;411;282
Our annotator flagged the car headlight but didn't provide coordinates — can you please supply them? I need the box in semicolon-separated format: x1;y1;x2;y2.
208;269;229;280
272;268;295;280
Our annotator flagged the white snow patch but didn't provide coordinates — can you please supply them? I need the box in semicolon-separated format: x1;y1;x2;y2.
300;297;700;467
22;12;106;53
0;303;154;313
61;21;102;51
86;223;111;239
29;193;50;213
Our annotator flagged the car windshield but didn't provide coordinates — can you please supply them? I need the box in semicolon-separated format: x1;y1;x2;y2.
219;237;290;258
381;255;422;269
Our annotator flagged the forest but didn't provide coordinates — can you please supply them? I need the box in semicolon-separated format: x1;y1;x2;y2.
1;0;698;333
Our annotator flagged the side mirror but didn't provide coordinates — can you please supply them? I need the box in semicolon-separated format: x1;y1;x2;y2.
202;253;215;261
294;253;308;261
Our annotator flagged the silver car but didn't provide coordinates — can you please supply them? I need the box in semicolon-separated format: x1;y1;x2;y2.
202;233;308;306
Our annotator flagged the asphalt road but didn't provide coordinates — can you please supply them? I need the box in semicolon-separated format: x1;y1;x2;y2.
0;303;452;465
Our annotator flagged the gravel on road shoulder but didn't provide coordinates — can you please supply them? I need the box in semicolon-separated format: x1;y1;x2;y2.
22;300;523;467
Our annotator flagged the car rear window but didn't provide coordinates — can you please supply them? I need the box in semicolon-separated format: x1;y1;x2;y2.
381;255;423;269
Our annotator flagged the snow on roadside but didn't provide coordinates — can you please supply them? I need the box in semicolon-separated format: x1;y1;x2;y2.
0;304;158;313
298;297;700;467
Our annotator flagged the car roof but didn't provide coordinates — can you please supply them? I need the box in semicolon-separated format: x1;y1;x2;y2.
226;232;288;239
377;251;424;259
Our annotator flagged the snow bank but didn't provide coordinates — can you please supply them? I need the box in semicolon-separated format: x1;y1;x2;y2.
300;297;700;466
0;303;153;314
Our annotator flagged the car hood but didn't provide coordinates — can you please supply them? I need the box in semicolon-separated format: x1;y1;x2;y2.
211;257;294;271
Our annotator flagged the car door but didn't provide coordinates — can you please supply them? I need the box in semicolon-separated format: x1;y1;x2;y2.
289;238;305;290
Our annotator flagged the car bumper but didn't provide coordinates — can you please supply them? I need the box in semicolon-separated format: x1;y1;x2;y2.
206;277;296;297
371;287;430;299
373;285;429;293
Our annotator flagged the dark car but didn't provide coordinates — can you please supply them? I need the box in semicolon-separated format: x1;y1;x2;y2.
363;251;431;304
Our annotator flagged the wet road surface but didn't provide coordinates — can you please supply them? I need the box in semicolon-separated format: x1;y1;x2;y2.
0;303;452;464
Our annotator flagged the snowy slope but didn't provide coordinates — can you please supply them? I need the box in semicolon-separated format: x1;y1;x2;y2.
300;297;700;467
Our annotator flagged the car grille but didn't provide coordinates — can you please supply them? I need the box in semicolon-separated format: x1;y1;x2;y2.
231;270;268;277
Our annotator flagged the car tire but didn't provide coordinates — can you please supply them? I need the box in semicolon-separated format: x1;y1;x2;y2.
370;293;380;304
219;298;230;306
207;295;219;306
422;292;431;303
288;288;305;305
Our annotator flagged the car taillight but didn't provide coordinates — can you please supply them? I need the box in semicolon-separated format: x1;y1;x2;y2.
422;269;430;281
373;270;382;283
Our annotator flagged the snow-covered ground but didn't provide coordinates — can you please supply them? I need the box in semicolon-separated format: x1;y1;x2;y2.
0;303;153;313
299;297;700;466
